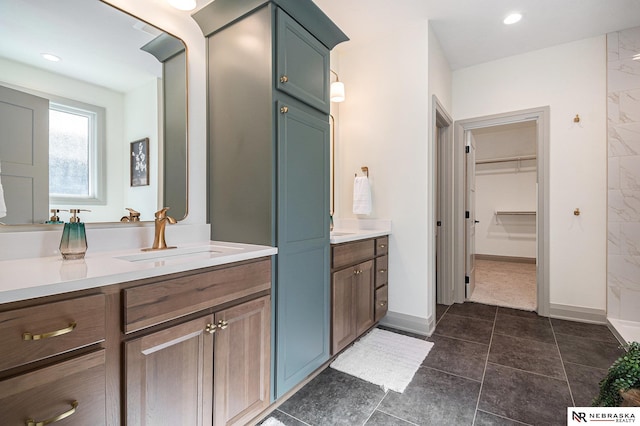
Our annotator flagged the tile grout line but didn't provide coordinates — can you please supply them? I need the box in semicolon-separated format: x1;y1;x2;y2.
476;408;533;426
376;408;420;426
359;390;389;426
471;308;497;426
275;408;313;426
549;318;577;408
419;365;482;384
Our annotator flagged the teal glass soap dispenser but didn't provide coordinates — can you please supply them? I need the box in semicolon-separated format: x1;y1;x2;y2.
60;209;90;260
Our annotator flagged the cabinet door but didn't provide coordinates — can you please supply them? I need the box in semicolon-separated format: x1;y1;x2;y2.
125;315;214;426
276;99;330;397
276;9;330;113
213;296;270;426
0;350;105;426
331;267;357;355
355;260;375;336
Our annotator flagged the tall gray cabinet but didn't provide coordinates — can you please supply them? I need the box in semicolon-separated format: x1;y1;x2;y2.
193;0;348;399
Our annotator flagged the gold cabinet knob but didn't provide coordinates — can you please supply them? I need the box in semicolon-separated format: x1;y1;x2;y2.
379;244;386;248
280;106;289;114
379;301;386;307
280;75;289;83
205;323;217;334
217;320;229;330
378;269;387;274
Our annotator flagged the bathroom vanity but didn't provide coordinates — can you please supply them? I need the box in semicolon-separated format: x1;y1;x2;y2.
330;231;390;355
0;243;276;426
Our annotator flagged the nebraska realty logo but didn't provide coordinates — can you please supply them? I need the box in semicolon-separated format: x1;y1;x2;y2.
568;408;639;423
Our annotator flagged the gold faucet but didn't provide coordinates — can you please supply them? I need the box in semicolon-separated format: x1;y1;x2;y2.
142;207;177;251
121;208;141;222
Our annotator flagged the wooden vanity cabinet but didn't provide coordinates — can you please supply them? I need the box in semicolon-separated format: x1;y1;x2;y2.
331;236;389;355
0;256;272;426
122;259;272;426
125;315;214;426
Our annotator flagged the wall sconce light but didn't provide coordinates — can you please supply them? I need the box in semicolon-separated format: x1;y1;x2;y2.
168;0;196;11
330;69;345;103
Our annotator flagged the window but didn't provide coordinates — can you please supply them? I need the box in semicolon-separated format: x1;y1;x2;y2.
49;100;105;204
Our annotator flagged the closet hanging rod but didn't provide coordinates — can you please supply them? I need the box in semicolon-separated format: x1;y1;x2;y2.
476;155;537;165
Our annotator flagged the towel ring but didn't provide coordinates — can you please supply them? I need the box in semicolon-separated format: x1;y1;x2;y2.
356;166;369;178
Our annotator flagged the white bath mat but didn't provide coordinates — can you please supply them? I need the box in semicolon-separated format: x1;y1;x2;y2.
330;328;433;393
261;417;286;426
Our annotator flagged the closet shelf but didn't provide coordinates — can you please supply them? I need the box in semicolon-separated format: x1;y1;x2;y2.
495;211;536;215
476;155;536;165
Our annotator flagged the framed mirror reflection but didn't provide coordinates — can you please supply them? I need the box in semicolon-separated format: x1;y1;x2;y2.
0;0;188;227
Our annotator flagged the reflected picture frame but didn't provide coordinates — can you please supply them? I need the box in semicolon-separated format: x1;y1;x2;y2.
130;138;149;187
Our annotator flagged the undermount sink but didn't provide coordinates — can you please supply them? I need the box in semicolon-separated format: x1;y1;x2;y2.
330;232;355;237
116;244;242;263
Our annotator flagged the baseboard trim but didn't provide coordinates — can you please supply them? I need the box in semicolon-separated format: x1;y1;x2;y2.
549;303;607;324
475;254;536;264
378;310;432;337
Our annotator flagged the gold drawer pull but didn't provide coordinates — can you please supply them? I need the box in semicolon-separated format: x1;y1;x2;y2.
378;269;387;274
205;323;217;334
280;75;289;83
217;320;229;330
23;322;77;341
379;244;386;248
280;106;289;114
26;400;78;426
379;301;387;307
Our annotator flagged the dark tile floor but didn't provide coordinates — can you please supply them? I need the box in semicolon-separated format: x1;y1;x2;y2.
263;302;626;426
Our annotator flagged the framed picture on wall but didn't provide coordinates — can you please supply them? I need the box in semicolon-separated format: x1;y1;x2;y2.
130;138;149;187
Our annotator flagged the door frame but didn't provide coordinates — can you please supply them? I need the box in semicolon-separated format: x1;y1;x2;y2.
453;106;550;316
432;96;454;306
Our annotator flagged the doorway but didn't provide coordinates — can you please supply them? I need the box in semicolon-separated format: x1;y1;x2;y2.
453;107;550;317
432;97;453;307
467;122;538;311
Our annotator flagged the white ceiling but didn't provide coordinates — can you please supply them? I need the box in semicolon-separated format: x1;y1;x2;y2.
313;0;640;70
0;0;164;93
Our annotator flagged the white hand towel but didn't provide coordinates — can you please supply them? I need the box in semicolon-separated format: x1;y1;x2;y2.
353;176;372;215
0;162;6;219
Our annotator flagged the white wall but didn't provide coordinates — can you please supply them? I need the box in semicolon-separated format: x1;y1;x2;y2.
453;36;608;311
474;126;537;258
475;167;537;257
335;21;431;324
124;78;161;221
333;22;452;331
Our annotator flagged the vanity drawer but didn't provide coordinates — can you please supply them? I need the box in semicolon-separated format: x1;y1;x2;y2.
375;255;388;288
0;350;106;426
0;294;105;372
123;258;271;333
332;239;375;270
375;285;388;322
375;237;389;256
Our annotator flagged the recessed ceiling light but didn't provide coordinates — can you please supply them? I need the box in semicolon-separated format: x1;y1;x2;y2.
167;0;196;11
41;53;61;62
503;13;522;25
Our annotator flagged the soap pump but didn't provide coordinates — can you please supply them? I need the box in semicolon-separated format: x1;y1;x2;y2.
59;209;90;260
46;209;67;224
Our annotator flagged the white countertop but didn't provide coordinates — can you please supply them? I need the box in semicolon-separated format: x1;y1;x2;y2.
330;229;390;244
0;241;277;304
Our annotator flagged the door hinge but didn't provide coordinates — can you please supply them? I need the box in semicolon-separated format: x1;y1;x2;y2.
465;146;470;154
465;275;470;284
437;221;442;227
465;211;470;219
